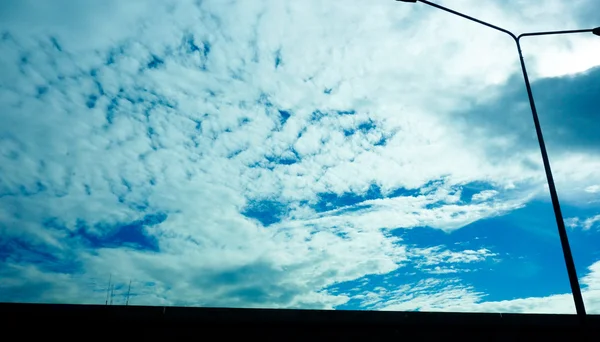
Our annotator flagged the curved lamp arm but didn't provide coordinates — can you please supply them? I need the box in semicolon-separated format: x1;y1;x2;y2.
395;0;599;320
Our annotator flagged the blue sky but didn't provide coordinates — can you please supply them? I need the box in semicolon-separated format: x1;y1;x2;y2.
1;0;600;313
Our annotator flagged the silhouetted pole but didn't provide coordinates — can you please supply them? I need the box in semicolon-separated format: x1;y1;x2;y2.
397;0;600;319
110;284;114;305
125;280;132;306
105;274;112;305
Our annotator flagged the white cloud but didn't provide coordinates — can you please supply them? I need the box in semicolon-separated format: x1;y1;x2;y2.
359;278;485;312
411;247;496;266
565;215;600;231
549;154;600;205
585;185;600;193
356;260;600;314
471;190;498;202
0;0;599;308
290;190;529;233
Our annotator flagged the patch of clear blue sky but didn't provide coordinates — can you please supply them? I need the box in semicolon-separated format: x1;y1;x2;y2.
459;181;496;202
41;213;167;253
87;213;166;252
0;237;80;274
242;181;496;227
242;200;288;226
241;183;423;226
331;199;600;309
0;212;165;282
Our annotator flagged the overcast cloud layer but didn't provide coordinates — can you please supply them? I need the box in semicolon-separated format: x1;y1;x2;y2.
1;0;599;312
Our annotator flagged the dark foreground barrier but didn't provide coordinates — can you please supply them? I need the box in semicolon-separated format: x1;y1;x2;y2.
1;303;599;340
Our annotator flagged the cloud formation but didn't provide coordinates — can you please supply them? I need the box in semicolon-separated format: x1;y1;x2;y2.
1;0;599;310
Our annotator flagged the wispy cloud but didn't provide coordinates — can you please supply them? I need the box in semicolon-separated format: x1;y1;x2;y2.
348;261;600;314
566;215;600;231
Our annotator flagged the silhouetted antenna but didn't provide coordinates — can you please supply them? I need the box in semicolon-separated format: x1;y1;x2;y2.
110;284;114;305
105;274;112;305
125;280;132;306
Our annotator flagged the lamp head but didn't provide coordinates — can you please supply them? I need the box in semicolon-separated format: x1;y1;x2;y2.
593;27;600;36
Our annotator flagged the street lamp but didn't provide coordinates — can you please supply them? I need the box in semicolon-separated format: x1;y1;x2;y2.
396;0;600;319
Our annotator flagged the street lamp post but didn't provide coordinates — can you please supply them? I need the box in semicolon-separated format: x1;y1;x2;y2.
397;0;600;319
